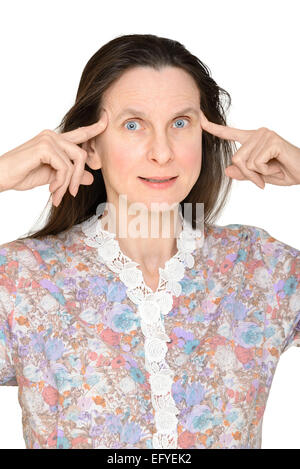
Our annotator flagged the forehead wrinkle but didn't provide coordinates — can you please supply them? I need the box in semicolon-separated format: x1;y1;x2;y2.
115;106;200;121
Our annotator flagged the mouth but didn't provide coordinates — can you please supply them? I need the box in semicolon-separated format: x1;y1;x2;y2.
138;176;178;183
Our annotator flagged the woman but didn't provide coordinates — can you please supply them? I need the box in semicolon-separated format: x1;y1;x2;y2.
0;33;299;449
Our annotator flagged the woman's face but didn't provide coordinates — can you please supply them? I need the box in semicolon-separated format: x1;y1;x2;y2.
93;66;202;213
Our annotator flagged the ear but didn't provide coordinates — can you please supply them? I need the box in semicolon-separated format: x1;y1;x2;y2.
81;139;102;170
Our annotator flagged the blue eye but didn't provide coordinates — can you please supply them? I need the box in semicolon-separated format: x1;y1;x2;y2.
172;118;188;129
124;120;141;131
124;118;189;131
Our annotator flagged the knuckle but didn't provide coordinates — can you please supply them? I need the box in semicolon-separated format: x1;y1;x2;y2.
61;153;73;170
38;133;53;147
269;131;279;143
40;129;55;137
257;126;270;134
231;154;240;164
246;161;255;171
40;134;53;143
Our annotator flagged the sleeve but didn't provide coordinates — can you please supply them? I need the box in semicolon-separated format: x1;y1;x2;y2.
249;226;300;355
0;244;18;386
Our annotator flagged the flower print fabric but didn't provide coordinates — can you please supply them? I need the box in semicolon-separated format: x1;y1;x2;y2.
0;209;299;449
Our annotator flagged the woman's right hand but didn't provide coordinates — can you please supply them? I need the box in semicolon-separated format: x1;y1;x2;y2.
0;110;108;207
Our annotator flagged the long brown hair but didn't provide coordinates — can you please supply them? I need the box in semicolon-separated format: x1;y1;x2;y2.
16;33;236;241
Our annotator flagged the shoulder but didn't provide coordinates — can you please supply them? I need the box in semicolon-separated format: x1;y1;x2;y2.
205;222;299;256
0;231;72;283
232;224;300;314
236;224;300;269
202;223;256;262
203;223;299;278
204;222;252;243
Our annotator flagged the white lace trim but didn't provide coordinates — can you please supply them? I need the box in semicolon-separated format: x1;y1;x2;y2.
81;203;203;449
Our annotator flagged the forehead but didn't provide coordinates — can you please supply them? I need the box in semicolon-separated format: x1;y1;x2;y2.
103;66;200;109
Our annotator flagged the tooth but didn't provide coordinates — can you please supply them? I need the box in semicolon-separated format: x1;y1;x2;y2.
146;178;171;182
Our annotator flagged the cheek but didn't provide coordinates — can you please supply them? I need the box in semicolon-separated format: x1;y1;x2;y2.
103;134;138;177
179;141;202;171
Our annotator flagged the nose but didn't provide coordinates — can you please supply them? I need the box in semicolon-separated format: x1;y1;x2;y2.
147;130;174;164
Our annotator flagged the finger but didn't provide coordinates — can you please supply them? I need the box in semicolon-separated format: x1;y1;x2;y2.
53;135;93;196
199;109;253;144
51;167;94;200
250;158;285;177
46;137;75;196
39;139;73;206
262;172;292;186
226;164;278;180
243;131;281;177
225;165;247;180
247;140;284;178
48;143;75;206
61;109;108;145
230;141;266;188
226;166;290;186
226;163;286;182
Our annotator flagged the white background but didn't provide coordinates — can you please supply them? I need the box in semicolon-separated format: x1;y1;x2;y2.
0;0;299;449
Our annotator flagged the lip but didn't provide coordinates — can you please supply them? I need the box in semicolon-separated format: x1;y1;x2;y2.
139;176;177;180
138;176;178;190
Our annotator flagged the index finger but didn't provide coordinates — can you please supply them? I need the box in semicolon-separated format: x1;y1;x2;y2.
199;109;253;144
61;109;108;144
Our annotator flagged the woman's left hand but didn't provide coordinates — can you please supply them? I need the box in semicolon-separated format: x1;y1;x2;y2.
200;110;300;189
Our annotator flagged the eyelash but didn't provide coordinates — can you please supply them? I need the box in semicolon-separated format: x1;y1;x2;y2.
123;117;190;131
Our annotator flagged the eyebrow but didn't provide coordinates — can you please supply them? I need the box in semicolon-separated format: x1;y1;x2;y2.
116;106;200;120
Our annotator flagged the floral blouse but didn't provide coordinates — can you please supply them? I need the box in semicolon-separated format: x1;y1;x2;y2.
0;203;299;449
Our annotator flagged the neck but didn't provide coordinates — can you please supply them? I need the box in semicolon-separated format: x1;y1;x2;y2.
98;204;183;274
